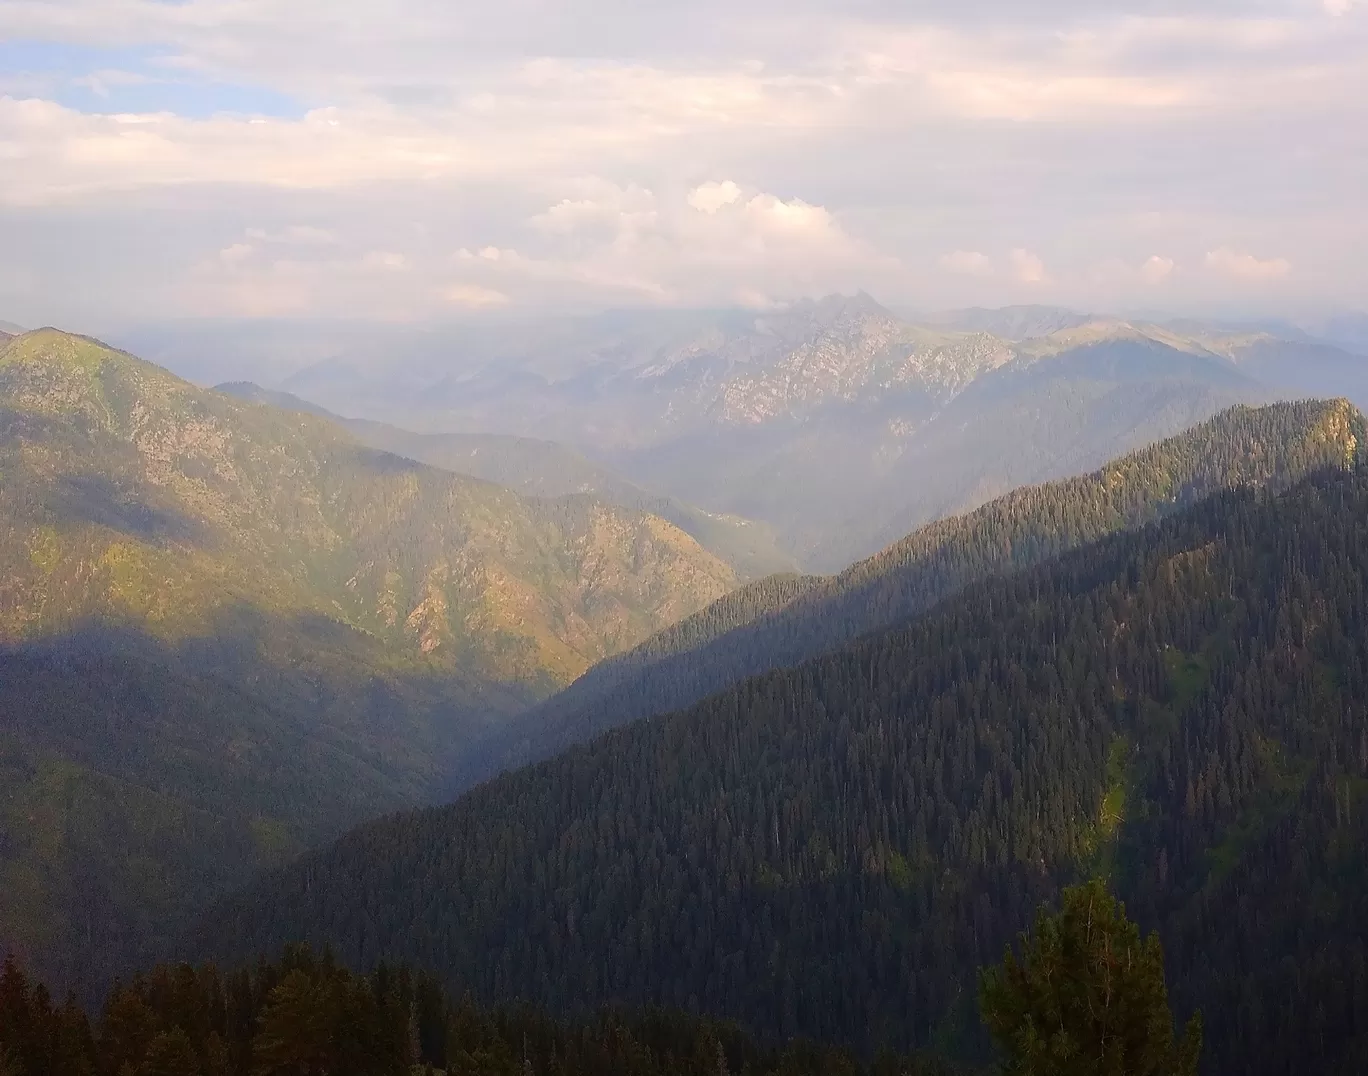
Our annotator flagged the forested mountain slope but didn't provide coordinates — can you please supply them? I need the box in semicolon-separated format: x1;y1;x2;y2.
210;459;1368;1076
473;400;1364;784
0;328;734;992
215;381;797;580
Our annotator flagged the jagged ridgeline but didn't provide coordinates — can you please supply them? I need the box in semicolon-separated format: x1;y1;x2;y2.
474;399;1366;784
0;329;735;991
212;456;1368;1075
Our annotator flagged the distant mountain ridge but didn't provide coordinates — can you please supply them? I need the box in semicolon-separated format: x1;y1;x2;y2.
915;303;1095;340
466;399;1365;786
227;296;1368;568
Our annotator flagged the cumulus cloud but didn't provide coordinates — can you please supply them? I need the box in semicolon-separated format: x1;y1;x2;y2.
446;284;510;308
442;180;903;309
1204;247;1292;280
688;180;743;214
1009;248;1048;284
1140;255;1176;284
0;0;1364;321
939;251;993;276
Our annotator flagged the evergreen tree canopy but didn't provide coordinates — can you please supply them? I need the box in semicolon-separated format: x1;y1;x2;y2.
980;880;1201;1076
477;399;1366;785
0;948;958;1076
206;461;1368;1075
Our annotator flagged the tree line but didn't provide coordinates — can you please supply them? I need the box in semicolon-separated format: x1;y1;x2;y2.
2;881;1196;1075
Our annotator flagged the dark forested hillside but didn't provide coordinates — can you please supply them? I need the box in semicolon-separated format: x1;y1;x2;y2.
209;460;1368;1075
464;570;824;784
475;399;1364;784
0;329;735;996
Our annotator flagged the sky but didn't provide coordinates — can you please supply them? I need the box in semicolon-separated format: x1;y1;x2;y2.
1;0;1365;327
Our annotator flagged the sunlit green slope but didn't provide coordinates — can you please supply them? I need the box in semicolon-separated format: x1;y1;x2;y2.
0;328;735;989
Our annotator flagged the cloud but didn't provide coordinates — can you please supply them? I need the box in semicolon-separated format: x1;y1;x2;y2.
1009;248;1047;284
445;180;903;308
0;1;1364;321
1204;246;1292;280
688;180;742;213
446;283;510;307
1139;254;1175;284
939;250;993;276
180;228;426;317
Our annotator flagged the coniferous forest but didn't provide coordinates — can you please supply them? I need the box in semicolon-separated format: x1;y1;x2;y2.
206;460;1368;1075
7;326;1368;1076
7;0;1368;1060
0;945;970;1076
477;398;1366;784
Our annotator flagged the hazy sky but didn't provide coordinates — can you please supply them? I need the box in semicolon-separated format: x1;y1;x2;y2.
1;0;1365;326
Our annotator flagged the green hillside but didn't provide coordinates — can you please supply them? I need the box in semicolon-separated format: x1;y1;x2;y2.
0;328;735;991
209;458;1368;1075
215;380;798;580
476;399;1363;782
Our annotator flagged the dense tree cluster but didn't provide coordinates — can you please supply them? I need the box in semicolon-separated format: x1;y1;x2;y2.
0;947;961;1076
474;571;824;782
481;400;1365;783
211;460;1368;1074
980;880;1201;1076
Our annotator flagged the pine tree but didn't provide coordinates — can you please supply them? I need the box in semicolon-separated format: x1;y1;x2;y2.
141;1028;200;1076
979;880;1201;1076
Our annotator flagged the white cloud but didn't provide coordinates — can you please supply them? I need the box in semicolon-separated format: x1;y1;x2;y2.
446;283;510;307
0;1;1365;320
180;233;424;317
361;250;408;270
1139;255;1175;284
1204;247;1292;280
1010;248;1048;284
939;250;993;276
688;180;742;213
217;242;255;266
530;182;658;236
446;181;902;308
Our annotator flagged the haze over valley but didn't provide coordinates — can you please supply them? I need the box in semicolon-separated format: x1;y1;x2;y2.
3;1;1368;1074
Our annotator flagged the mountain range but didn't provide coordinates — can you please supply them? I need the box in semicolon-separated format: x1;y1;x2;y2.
467;399;1364;786
206;404;1368;1075
8;304;1368;1073
134;295;1368;569
0;328;735;989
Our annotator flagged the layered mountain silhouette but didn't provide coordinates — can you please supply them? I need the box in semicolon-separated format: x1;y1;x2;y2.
206;403;1368;1074
464;399;1365;787
0;328;736;989
10;307;1368;1073
185;295;1367;569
